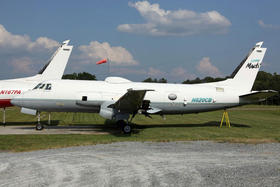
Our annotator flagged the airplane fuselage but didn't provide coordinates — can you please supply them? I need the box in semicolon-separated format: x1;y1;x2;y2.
13;78;242;114
0;78;39;108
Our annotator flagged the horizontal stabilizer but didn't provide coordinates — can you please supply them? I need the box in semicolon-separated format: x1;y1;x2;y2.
240;90;278;101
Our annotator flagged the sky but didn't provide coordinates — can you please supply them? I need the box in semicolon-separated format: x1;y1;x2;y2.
0;0;279;82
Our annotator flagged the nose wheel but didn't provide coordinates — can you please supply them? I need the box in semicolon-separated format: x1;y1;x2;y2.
36;123;44;131
36;112;44;131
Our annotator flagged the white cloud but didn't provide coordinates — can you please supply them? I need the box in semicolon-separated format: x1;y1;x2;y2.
196;57;222;77
0;24;60;76
118;1;231;36
258;20;280;29
78;41;138;66
147;67;165;77
110;67;146;75
170;67;196;80
10;57;35;74
0;24;59;51
107;66;197;82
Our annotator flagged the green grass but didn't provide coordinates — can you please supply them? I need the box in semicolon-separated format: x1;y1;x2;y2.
0;105;279;152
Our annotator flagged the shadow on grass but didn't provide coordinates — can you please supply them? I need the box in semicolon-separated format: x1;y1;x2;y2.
134;121;251;129
1;120;251;136
1;120;60;126
97;120;251;137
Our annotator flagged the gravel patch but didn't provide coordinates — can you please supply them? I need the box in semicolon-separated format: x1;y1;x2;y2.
0;141;279;186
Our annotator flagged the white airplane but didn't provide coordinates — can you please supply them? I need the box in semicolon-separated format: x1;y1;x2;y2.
0;40;73;124
11;42;277;133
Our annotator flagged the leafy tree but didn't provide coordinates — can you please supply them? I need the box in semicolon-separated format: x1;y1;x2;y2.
63;72;96;80
77;72;96;80
62;73;78;80
143;77;167;83
158;78;167;83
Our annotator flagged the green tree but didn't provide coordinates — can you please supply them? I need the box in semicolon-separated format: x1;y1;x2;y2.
62;73;78;80
77;72;96;80
63;72;96;80
143;77;167;83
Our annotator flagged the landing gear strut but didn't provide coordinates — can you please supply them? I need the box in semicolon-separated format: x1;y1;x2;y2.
36;112;44;131
3;108;6;127
117;120;132;134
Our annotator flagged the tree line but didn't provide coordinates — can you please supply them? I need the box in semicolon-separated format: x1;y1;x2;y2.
63;71;280;105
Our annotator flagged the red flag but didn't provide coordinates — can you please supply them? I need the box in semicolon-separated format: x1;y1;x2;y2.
96;58;107;65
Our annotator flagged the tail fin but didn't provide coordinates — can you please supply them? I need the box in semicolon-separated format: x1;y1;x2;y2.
38;40;73;80
227;42;267;92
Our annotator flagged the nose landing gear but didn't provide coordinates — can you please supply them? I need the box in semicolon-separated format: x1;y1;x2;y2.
36;112;44;131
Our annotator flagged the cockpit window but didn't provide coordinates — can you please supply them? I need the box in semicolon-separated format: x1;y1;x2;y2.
33;83;42;90
45;84;52;90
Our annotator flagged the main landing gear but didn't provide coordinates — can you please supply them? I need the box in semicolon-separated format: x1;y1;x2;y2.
36;112;44;131
117;120;132;134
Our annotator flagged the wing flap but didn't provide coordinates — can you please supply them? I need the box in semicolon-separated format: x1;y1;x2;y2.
110;89;154;113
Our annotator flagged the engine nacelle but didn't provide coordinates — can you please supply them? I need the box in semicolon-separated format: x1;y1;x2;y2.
99;107;114;120
99;102;129;121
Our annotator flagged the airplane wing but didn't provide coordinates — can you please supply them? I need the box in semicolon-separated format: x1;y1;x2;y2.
109;88;154;113
239;90;278;101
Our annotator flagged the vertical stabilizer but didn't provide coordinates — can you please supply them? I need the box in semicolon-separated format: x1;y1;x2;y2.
38;40;73;80
228;42;266;93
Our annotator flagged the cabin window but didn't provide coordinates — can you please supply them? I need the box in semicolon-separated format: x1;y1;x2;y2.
45;84;52;90
168;93;177;100
216;87;224;92
82;96;87;101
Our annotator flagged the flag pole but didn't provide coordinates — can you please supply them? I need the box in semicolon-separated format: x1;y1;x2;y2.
108;58;110;76
96;58;109;77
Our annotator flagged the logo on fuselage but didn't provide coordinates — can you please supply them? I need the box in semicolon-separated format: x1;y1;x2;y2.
246;59;261;69
246;63;260;69
191;98;213;103
0;90;22;95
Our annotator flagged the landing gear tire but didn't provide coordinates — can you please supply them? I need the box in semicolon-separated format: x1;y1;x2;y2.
122;124;132;134
117;120;132;134
36;124;44;131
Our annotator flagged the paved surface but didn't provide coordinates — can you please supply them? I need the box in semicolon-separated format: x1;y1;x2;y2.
0;125;110;135
0;141;279;186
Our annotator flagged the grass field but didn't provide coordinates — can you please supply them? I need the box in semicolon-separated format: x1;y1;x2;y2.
0;105;279;152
